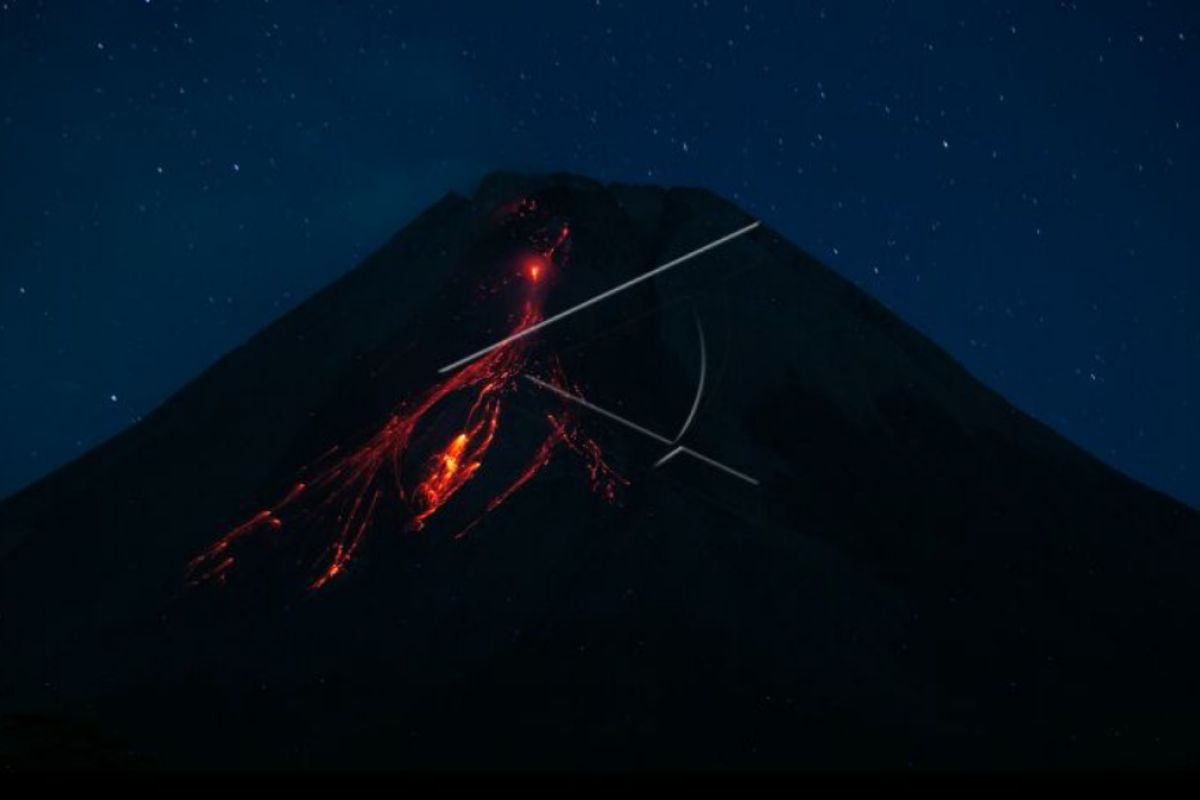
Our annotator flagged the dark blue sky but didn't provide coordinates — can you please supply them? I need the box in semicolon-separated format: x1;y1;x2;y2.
1;1;1196;507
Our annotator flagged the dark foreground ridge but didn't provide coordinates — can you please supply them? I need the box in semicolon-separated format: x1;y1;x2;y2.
1;171;1197;770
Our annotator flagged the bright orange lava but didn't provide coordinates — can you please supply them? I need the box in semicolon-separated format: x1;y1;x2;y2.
187;204;625;591
527;261;542;282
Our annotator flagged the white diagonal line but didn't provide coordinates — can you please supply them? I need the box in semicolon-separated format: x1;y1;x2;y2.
653;445;685;468
673;446;760;486
525;374;673;445
524;374;759;487
438;221;760;374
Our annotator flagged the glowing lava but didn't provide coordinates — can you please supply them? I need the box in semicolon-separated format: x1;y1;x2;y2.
187;202;625;591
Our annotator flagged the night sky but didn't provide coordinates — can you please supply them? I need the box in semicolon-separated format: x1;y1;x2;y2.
1;1;1196;508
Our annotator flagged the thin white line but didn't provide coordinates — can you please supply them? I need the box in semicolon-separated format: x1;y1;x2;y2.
676;447;759;486
673;310;706;443
524;374;672;445
524;374;759;487
653;446;685;468
438;221;760;373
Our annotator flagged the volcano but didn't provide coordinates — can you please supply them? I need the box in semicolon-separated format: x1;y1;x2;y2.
1;171;1197;772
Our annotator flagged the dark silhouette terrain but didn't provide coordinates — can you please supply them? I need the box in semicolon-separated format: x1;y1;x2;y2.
1;172;1196;771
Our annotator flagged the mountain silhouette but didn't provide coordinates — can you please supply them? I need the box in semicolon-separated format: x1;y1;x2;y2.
1;171;1197;771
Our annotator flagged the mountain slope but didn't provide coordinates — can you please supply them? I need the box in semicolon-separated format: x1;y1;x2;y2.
0;171;1197;770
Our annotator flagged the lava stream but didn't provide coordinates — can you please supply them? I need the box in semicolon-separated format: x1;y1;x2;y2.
188;206;626;590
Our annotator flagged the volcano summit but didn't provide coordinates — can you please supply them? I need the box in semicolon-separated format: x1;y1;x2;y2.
0;172;1197;771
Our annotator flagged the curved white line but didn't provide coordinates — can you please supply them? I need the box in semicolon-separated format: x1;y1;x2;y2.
673;310;706;444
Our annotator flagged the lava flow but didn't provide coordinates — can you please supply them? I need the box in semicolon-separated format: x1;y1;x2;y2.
187;200;626;591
